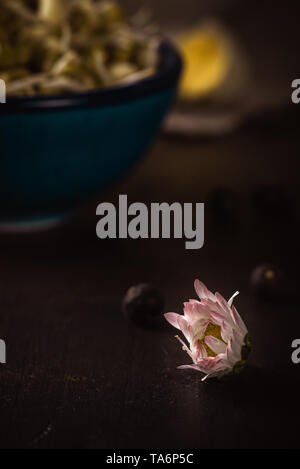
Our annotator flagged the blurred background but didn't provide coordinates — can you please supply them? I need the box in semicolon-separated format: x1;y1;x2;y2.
0;0;300;449
124;0;299;136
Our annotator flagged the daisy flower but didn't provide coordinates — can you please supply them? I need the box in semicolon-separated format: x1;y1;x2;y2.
165;280;250;381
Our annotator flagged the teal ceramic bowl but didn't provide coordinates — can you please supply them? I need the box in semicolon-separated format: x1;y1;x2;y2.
0;41;182;231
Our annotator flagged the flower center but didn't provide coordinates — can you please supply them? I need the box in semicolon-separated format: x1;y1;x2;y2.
198;322;225;357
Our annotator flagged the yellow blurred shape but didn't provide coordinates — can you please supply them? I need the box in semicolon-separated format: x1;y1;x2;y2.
178;25;231;100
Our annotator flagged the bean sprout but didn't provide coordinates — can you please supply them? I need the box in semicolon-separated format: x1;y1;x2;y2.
0;0;160;96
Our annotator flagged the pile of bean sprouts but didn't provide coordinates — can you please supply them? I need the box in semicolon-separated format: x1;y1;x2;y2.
0;0;160;96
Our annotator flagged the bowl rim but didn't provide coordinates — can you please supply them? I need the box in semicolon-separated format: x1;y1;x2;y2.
0;40;182;114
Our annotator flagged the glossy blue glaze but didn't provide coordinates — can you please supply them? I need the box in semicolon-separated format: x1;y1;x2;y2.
0;42;182;226
0;88;174;220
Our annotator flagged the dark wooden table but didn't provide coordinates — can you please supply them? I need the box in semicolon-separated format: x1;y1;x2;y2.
0;106;300;448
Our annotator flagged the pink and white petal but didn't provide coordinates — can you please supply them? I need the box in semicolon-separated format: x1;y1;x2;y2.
210;311;229;327
205;335;227;355
228;291;239;307
220;320;232;343
215;292;231;312
227;301;245;332
209;361;231;375
196;352;232;374
193;302;211;319
190;319;209;343
210;311;223;326
164;312;182;330
190;363;212;374
231;306;248;336
201;372;216;381
191;342;207;361
194;279;216;302
177;364;202;372
188;299;200;305
203;298;224;315
201;365;231;381
226;337;242;365
198;344;208;359
177;316;192;341
197;355;224;372
183;300;204;324
215;292;237;326
231;327;244;347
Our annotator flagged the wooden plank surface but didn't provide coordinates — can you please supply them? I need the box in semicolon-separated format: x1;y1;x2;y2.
0;109;300;448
